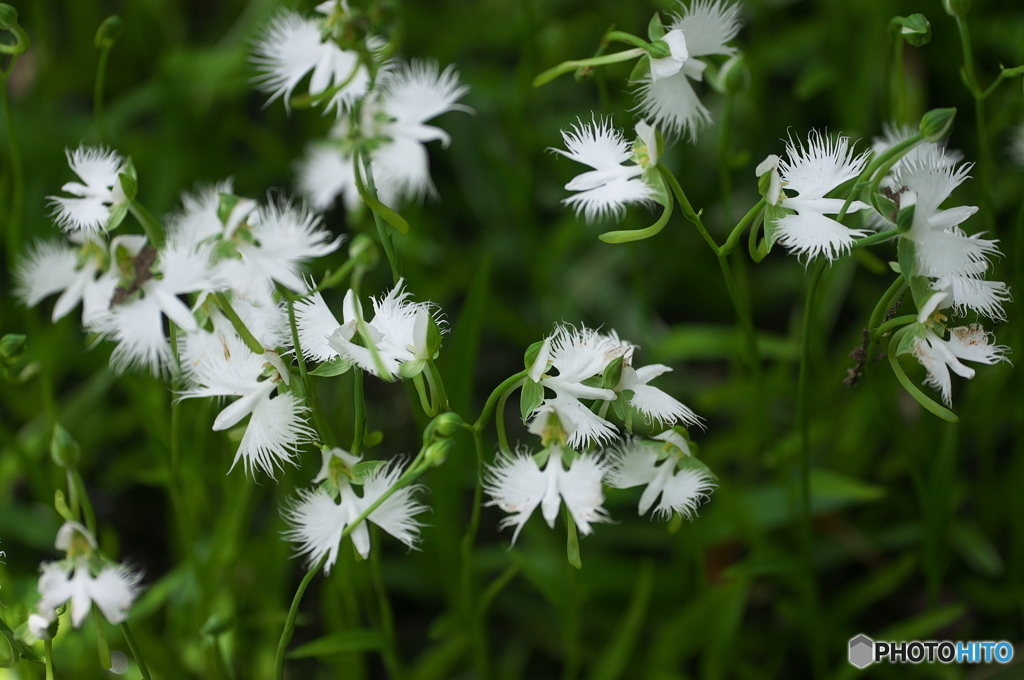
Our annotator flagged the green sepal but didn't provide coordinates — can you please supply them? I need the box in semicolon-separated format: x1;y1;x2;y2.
106;201;128;231
363;430;383;447
895;323;926;356
352;460;384;484
628;54;651;83
602;356;624;389
425;317;443;358
647;39;671;60
523;339;546;372
611;394;631;433
0;334;26;363
399;359;427;379
647;13;665;41
898;13;931;47
644;165;670;207
218;193;241;225
309;357;352;377
889;260;902;274
566;507;583;569
520;379;545;421
54;489;76;523
762;202;791;251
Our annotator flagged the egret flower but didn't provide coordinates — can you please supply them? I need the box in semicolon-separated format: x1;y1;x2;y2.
912;324;1009;406
284;459;427;574
551;117;656;223
772;130;870;260
635;0;741;141
48;147;128;233
607;435;715;519
484;446;608;544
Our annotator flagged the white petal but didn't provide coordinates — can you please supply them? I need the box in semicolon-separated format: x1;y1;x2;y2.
557;453;609;535
283;486;348;575
484;450;546;545
653;467;716;520
232;389;311;477
88;565;142;624
295;291;344;362
667;0;741;58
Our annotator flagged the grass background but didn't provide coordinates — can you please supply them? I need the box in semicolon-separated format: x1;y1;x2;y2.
1;0;1023;677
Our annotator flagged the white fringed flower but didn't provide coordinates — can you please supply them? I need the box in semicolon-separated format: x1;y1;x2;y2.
315;281;437;379
893;156;1000;279
48;147;128;233
365;60;470;203
179;328;312;476
933;270;1010;322
217;202;341;300
484;446;608;544
912;324;1009;406
167;180;235;246
773;130;870;260
527;325;629;448
616;362;702;428
551;117;655;223
607;436;715;519
33;522;142;633
296;131;363;212
635;0;741;141
284;460;427;574
251;9;369;114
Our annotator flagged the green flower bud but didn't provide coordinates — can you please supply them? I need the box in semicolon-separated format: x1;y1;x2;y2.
647;39;671;60
0;334;26;363
424;439;453;467
217;193;242;225
898;14;931;47
943;0;970;17
430;411;465;438
50;423;81;469
94;15;123;50
919;107;956;143
602;356;624;389
0;4;17;30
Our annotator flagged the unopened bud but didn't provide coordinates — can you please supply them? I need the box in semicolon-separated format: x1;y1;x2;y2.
898;14;931;47
0;334;26;363
94;16;123;50
50;423;81;469
920;107;956;143
943;0;970;17
424;439;453;467
431;412;465;439
647;39;671;60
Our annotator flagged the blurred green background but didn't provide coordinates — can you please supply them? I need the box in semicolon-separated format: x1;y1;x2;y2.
1;0;1023;678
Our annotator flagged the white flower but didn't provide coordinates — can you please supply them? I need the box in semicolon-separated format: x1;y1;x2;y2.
16;235;145;325
284;460;427;574
364;60;470;204
314;281;437;378
251;10;369;114
527;325;630;448
484;446;608;544
773;130;870;260
91;236;214;375
216;202;341;299
167;180;235;247
33;522;142;631
932;271;1010;322
296;124;363;212
635;0;741;140
179;328;313;476
893;156;1000;279
607;436;715;519
551;117;655;223
912;324;1009;406
616;362;701;428
48;147;128;233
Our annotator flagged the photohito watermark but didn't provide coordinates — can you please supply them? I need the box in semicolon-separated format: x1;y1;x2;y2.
849;634;1014;669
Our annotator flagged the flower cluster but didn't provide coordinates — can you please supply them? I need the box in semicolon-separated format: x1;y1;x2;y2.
252;5;470;211
484;324;714;543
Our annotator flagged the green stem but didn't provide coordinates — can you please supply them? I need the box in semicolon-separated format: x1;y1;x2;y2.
369;532;404;680
355;150;401;283
127;200;165;248
796;258;826;679
120;622;152;680
870;314;916;340
473;372;527;432
721;199;766;256
868;278;907;331
426;359;449;412
598;194;673;244
413;373;436;416
533;48;646;87
284;290;336;445
351;369;366;456
888;24;908;124
602;31;650;50
213;293;265;355
851;230;898;251
45;638;56;680
274;554;327;680
663;166;719;253
1;69;24;269
718;94;735;226
838;134;923;223
94;47;111;144
495;386;513;457
887;328;959;422
93;608;111;669
462;428;488;679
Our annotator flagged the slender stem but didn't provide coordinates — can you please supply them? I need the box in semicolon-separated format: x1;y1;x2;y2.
837;134;923;223
870;314;916;340
462;428;489;678
93;608;112;669
602;31;650;50
720;199;766;256
120;623;152;680
45;638;56;680
718;94;735;226
662;166;719;253
851;230;898;251
495;387;513;456
369;534;404;679
533;48;646;87
213;293;265;355
284;290;335;444
413;373;436;416
796;258;826;679
427;359;449;412
94;47;111;144
887;328;959;422
473;372;527;432
274;554;327;680
351;370;366;456
868;278;907;331
1;71;24;269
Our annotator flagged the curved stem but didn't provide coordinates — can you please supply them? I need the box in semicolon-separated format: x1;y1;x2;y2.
533;48;645;87
354;150;401;283
120;622;152;680
212;293;264;354
870;314;916;340
413;373;436;416
721;199;766;256
837;134;923;223
274;554;328;680
426;359;449;412
127;200;165;248
887;328;959;422
717;94;735;226
94;47;111;144
473;372;527;432
495;387;514;457
598;194;673;244
662;166;718;253
851;230;898;251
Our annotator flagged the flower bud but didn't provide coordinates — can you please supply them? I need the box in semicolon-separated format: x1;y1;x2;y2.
943;0;970;17
898;14;931;47
717;53;750;94
50;423;81;469
424;439;453;467
647;39;671;60
430;411;465;439
94;15;123;50
0;4;17;30
0;334;26;363
920;107;956;143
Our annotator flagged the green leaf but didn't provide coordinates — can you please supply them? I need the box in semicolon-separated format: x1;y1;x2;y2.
809;469;884;503
439;255;490;414
309;357;352;377
950;522;1004;577
287;629;385;658
647;13;665;41
520;379;545;421
566;508;582;569
586;562;654;680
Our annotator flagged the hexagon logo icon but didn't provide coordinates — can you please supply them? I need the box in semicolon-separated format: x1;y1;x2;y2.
849;634;874;669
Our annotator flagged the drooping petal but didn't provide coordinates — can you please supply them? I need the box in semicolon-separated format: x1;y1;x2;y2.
667;0;741;59
88;565;142;625
232;389;312;477
556;454;609;536
283;486;348;574
484;450;547;545
362;460;428;551
295;291;344;363
652;467;716;520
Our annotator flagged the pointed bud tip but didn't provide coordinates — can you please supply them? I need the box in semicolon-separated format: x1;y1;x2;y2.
920;108;956;143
